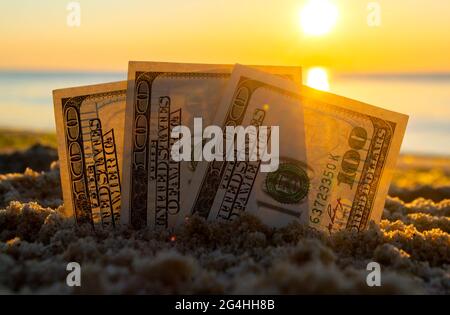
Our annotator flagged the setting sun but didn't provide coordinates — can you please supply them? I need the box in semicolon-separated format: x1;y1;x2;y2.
300;0;339;36
306;67;330;91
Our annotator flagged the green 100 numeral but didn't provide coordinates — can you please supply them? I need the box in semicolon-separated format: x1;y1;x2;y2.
337;127;367;189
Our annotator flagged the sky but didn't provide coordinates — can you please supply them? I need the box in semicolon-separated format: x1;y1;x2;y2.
1;0;450;73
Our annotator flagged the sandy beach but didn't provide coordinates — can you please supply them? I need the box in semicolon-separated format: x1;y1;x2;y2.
0;134;449;294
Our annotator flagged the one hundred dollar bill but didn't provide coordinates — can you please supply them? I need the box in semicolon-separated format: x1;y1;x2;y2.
53;81;126;228
181;65;408;233
121;61;302;229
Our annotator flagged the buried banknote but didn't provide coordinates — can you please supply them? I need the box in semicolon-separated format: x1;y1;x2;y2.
53;81;126;228
181;65;408;234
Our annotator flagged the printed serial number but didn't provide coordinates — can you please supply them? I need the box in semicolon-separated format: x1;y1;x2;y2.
310;153;340;225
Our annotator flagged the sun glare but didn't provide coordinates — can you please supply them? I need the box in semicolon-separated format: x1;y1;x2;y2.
300;0;339;36
306;67;330;91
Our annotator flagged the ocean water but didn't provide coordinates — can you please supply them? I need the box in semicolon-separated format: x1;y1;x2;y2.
0;71;125;131
0;70;449;156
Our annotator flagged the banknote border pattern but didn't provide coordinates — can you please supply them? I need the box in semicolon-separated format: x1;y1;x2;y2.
62;90;126;225
346;117;395;231
190;78;264;219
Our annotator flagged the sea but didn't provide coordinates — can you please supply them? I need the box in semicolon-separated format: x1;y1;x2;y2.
0;70;449;156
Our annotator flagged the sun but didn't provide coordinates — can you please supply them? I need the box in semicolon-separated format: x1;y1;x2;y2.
300;0;339;36
306;67;330;91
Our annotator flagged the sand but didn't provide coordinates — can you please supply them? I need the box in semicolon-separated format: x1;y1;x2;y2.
0;146;449;294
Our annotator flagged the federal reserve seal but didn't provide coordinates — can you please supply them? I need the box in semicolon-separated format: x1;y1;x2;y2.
265;162;310;204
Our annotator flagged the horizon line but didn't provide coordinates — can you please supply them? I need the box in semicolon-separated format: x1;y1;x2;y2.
1;68;450;80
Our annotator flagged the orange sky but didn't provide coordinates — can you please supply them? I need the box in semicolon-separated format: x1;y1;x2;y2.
1;0;449;73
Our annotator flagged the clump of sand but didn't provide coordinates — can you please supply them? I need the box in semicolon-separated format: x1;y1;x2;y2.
0;161;62;209
0;156;449;294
